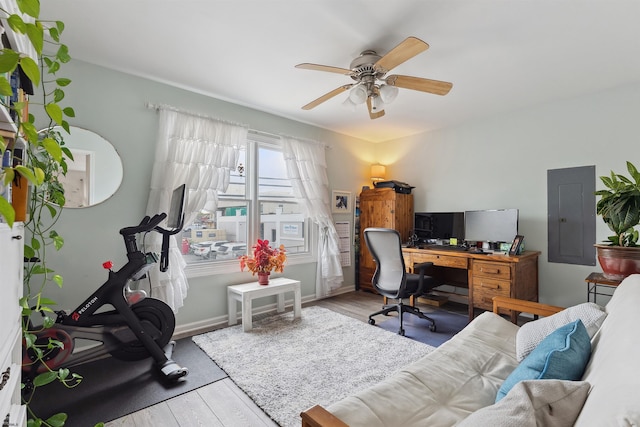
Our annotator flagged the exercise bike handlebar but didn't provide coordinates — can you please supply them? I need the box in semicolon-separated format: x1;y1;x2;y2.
118;212;180;272
119;213;167;237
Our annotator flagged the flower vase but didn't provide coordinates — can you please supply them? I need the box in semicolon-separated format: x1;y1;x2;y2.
258;272;270;286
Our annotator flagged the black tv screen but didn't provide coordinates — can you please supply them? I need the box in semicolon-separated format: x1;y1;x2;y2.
167;184;186;229
414;212;465;243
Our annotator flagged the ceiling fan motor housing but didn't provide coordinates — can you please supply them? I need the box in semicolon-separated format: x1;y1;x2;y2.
350;50;385;82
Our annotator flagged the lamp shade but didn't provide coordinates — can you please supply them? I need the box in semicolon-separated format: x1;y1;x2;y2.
341;97;357;111
379;84;399;104
370;164;386;182
349;85;368;104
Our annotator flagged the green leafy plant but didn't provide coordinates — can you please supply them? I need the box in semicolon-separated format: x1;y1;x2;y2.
595;161;640;247
0;1;105;426
0;0;73;226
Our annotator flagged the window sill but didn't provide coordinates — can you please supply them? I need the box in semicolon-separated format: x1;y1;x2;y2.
184;252;317;279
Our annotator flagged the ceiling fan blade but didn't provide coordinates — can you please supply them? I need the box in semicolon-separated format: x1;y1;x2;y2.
301;84;353;110
374;37;429;74
386;75;453;96
366;96;385;119
295;63;353;75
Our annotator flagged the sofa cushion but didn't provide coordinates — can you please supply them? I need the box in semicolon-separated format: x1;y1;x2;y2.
496;319;591;401
458;380;590;427
516;302;606;361
574;274;640;426
327;312;520;427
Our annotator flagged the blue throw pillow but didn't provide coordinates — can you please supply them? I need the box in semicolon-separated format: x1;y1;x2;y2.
496;319;591;402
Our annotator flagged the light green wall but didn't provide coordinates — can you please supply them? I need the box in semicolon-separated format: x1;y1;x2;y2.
376;82;640;307
36;59;370;329
37;59;639;327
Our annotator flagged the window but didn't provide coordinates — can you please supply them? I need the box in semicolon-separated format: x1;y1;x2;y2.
181;133;312;274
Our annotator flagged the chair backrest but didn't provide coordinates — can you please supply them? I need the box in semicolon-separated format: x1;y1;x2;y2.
363;228;407;296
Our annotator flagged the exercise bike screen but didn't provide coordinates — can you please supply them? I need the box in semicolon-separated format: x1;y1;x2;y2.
167;184;186;229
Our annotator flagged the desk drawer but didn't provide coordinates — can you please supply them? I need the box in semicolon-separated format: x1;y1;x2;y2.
473;261;511;280
411;253;468;269
472;277;511;310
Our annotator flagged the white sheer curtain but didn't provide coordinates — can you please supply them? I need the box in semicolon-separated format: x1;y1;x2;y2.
281;136;343;296
146;107;248;311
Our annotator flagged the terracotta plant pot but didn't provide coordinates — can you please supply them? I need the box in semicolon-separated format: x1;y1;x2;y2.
595;244;640;280
258;272;270;286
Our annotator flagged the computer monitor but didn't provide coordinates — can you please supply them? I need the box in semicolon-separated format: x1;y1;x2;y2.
414;212;465;243
464;209;518;243
167;184;186;229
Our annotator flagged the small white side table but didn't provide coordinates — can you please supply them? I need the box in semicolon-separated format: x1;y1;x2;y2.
227;277;302;332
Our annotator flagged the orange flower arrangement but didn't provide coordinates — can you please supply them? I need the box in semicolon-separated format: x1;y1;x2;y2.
239;239;287;275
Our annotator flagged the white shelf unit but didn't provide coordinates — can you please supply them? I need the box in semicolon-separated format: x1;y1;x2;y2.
0;104;17;133
0;223;26;427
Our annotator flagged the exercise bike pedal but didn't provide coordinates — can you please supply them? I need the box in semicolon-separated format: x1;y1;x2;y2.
159;359;189;380
159;341;189;381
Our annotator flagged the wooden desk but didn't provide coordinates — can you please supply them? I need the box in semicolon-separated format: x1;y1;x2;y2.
401;248;540;321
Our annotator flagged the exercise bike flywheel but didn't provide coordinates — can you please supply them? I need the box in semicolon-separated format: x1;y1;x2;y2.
109;298;175;361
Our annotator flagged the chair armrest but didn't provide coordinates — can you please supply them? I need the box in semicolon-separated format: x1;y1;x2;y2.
300;405;349;427
413;261;434;273
412;261;433;275
492;296;564;318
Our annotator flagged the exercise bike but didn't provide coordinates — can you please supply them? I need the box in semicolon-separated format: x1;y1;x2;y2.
23;194;189;384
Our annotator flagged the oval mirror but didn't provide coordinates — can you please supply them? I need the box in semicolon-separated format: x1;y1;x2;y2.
42;126;124;208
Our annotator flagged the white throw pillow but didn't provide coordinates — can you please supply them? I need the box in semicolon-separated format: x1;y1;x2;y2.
516;302;606;361
457;380;590;427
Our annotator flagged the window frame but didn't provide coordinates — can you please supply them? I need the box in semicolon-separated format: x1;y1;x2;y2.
183;132;317;278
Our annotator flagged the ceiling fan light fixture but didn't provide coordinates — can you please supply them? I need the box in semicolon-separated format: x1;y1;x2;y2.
370;95;384;111
296;37;452;120
379;84;399;104
349;84;368;104
341;97;357;111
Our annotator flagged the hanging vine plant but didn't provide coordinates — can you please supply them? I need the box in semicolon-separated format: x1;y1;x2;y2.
0;0;73;225
0;1;102;426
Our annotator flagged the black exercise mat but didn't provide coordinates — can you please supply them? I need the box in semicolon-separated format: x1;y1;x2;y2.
28;337;227;426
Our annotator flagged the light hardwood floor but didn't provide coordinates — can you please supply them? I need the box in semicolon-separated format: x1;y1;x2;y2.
104;291;460;427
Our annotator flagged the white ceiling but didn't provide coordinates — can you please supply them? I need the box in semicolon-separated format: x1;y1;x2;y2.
41;0;640;143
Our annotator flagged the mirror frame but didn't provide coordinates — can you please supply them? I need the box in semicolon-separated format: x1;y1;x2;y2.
42;126;124;208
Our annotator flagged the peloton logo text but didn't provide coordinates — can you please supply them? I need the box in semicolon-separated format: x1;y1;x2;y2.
72;296;98;321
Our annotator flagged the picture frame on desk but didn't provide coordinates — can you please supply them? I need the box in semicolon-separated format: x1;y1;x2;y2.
509;235;524;256
332;190;352;213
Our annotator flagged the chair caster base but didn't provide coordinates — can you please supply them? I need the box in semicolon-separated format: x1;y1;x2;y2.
398;328;405;336
368;318;376;325
430;323;437;332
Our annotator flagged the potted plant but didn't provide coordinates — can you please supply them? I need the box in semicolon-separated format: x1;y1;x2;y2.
595;161;640;279
239;239;287;285
0;1;90;426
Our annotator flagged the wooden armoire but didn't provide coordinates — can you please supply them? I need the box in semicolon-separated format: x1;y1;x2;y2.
358;187;414;292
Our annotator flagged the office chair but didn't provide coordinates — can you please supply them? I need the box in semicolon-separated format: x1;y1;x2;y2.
364;227;438;336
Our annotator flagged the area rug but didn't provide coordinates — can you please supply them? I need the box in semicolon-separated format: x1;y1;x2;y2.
192;306;434;427
28;337;227;427
377;308;469;347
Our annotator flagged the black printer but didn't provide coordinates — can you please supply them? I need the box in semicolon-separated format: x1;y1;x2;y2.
373;180;415;194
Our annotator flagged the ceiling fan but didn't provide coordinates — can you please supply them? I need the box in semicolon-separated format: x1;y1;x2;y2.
295;36;453;120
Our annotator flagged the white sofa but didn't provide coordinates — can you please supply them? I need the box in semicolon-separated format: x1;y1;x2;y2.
301;274;640;427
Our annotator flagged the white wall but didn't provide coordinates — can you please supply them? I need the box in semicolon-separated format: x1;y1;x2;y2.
377;82;640;307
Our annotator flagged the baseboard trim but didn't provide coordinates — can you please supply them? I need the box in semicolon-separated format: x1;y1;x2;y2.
174;292;323;339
